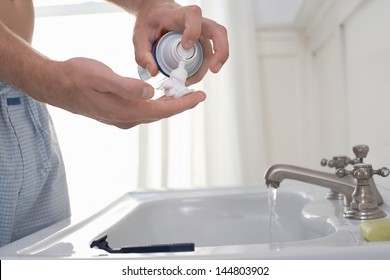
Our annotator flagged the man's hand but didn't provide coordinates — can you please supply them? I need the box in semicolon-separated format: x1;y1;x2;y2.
50;57;206;129
1;5;212;130
132;2;229;85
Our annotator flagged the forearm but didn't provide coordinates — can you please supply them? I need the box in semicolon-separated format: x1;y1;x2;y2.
0;21;59;103
106;0;175;15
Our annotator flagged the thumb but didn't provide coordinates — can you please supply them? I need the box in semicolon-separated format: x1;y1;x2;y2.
105;74;155;100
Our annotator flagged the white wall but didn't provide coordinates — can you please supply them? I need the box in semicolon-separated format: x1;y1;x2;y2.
256;0;390;184
344;0;390;157
31;0;390;219
257;30;310;166
343;0;390;186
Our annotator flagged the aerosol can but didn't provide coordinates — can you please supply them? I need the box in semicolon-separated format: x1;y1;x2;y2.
137;31;203;89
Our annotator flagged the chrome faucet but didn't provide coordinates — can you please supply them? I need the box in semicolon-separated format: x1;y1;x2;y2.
264;145;389;220
320;145;370;200
320;156;354;200
336;163;389;219
264;164;356;205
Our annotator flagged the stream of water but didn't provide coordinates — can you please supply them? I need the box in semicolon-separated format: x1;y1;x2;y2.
267;186;290;245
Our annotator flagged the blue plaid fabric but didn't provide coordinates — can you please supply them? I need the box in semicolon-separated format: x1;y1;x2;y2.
0;82;71;247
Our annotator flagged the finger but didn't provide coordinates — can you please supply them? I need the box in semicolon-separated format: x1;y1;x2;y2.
202;19;229;73
186;38;212;85
115;77;155;100
89;90;206;129
180;5;203;49
132;30;159;76
98;72;155;100
141;90;206;121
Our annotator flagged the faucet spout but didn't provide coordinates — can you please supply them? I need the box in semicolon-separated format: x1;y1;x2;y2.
264;164;355;206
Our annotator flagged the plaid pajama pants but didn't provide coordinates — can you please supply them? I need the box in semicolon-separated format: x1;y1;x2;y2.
0;82;70;247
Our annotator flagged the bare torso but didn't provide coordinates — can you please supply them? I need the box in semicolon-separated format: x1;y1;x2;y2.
0;0;34;43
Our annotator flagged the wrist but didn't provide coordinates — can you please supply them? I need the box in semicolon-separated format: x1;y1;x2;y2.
18;58;64;106
27;58;65;105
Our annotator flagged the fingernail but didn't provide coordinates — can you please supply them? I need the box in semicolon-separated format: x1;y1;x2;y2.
215;62;223;72
187;40;194;47
141;86;153;99
146;64;152;74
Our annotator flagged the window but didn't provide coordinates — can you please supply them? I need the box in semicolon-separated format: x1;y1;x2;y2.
34;1;140;220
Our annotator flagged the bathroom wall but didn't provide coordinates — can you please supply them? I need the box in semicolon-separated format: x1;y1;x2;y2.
257;29;311;167
257;0;390;181
343;0;390;186
31;0;390;218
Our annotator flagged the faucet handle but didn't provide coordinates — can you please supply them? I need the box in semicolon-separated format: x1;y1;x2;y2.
321;156;352;169
321;145;370;168
321;156;353;200
373;167;390;177
352;145;369;163
336;163;388;219
336;164;389;180
335;168;353;178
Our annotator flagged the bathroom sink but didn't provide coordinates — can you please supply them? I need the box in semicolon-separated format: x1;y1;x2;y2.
98;186;333;249
1;181;390;259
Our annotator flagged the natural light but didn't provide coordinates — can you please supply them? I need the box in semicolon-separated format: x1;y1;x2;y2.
32;0;263;222
33;0;143;220
33;0;206;221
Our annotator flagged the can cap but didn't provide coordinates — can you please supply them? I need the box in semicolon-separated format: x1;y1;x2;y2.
154;32;203;78
176;43;195;60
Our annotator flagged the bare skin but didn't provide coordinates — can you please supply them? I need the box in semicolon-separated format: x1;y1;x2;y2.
0;0;229;129
0;0;34;43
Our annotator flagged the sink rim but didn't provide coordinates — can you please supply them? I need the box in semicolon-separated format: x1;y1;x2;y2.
1;182;390;259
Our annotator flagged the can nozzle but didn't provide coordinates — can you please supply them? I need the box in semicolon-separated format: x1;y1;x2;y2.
176;43;195;60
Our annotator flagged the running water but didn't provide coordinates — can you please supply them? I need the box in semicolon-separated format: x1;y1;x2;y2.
268;186;278;244
267;185;290;245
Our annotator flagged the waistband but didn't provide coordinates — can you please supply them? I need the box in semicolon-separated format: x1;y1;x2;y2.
0;82;23;96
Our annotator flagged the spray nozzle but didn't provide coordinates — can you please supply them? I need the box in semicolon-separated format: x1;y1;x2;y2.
176;43;195;60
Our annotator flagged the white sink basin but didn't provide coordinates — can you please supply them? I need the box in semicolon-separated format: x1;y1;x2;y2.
99;188;333;249
1;182;390;259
